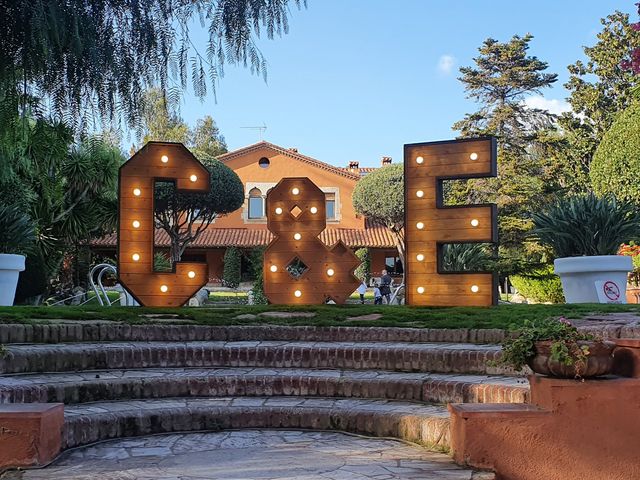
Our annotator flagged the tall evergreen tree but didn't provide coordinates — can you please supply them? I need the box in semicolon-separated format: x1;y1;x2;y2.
559;10;640;192
451;34;559;274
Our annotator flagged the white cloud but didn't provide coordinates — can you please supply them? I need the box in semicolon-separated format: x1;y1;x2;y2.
437;55;456;75
523;96;572;116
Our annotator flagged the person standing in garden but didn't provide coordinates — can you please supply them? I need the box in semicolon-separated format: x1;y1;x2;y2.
380;270;393;304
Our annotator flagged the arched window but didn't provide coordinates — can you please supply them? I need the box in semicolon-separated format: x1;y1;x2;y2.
248;187;264;219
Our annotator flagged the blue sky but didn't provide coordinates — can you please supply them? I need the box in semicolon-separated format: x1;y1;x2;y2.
178;0;637;168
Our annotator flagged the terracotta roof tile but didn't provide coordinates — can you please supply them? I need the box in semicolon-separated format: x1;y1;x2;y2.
90;225;396;249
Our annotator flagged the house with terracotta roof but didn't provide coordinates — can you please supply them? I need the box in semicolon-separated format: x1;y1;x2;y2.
91;141;401;284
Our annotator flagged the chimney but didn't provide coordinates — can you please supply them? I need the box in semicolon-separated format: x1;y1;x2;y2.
381;156;392;166
348;161;360;171
288;147;298;153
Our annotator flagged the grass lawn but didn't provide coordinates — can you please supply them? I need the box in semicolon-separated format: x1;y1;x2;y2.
0;303;639;330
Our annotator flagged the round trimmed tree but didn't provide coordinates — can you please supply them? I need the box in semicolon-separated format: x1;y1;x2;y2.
352;163;405;271
591;101;640;203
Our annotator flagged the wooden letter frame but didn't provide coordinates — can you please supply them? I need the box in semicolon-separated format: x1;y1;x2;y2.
263;177;361;305
117;142;210;307
404;137;498;307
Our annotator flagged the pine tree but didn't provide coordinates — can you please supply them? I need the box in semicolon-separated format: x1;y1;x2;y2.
451;34;560;275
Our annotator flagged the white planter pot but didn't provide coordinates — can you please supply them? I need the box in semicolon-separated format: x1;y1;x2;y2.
554;255;633;304
0;254;26;306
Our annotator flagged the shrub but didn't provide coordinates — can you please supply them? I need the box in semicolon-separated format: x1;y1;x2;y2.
222;247;242;288
0;205;35;255
353;248;370;281
532;193;640;257
247;246;268;304
441;243;494;271
591;101;640;203
510;267;565;303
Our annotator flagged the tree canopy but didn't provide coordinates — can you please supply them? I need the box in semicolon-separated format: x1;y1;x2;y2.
450;34;559;275
0;0;305;129
352;163;405;267
155;159;244;262
590;101;640;203
559;11;640;192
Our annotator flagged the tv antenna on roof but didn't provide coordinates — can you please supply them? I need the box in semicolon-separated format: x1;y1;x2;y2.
241;123;267;141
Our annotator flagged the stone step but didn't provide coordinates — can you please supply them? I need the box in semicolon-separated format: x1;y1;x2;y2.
62;396;451;451
0;341;510;375
0;323;507;345
0;367;529;405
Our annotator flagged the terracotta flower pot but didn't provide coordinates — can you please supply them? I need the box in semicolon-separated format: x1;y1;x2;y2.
527;340;616;378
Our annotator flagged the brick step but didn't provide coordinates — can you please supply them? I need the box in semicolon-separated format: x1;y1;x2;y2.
0;323;506;345
63;396;451;451
0;367;529;405
0;341;510;375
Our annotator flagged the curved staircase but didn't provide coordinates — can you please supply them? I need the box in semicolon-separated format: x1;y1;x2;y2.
0;322;526;473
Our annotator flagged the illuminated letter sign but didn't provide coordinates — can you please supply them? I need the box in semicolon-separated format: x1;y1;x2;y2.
404;137;498;306
118;142;210;306
264;177;361;305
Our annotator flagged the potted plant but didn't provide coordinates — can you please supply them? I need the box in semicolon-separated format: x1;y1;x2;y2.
0;205;35;306
499;318;616;379
532;194;640;303
619;242;640;303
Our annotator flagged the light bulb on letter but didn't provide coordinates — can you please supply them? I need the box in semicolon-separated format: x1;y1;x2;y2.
294;233;301;240
275;207;283;215
416;222;424;230
161;155;169;163
294;290;302;298
190;174;198;182
416;254;424;261
132;220;140;228
327;268;335;277
292;187;300;195
188;271;196;279
471;285;479;293
470;152;478;161
416;190;424;198
270;265;278;272
416;156;424;164
471;219;479;227
132;253;140;262
160;285;168;293
417;286;425;294
133;188;141;196
310;206;318;214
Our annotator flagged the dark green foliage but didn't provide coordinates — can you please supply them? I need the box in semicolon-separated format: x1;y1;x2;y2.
1;0;305;129
532;193;640;257
0;205;35;255
154;253;172;273
354;248;370;282
14;253;49;304
510;267;564;304
559;11;640;192
155;160;244;262
498;318;595;373
441;243;493;272
247;247;268;304
590;101;640;203
352;164;405;266
222;247;242;288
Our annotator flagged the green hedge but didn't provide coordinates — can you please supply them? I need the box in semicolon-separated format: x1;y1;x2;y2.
222;247;242;288
510;267;565;304
591;101;640;203
354;248;370;282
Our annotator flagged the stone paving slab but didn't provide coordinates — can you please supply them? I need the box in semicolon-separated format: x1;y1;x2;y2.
0;367;528;405
61;396;451;450
0;341;508;376
4;430;482;480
